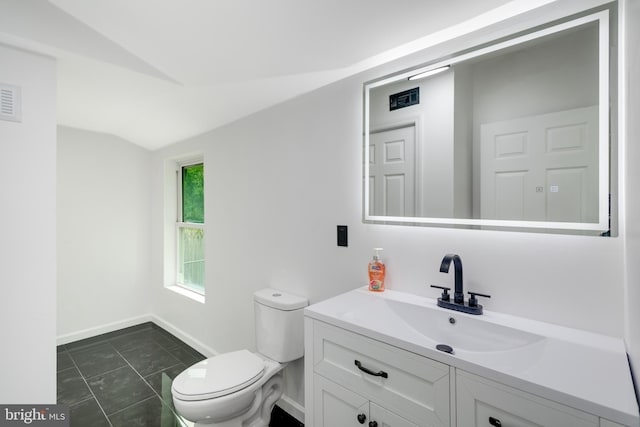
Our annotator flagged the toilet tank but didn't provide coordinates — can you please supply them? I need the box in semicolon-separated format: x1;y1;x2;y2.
253;288;308;363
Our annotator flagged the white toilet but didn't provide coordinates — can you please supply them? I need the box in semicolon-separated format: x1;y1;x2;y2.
171;288;308;427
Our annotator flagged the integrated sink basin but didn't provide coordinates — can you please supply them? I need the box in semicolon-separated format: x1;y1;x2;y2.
319;287;545;356
384;298;545;353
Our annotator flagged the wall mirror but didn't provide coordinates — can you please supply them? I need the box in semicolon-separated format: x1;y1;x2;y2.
363;10;614;235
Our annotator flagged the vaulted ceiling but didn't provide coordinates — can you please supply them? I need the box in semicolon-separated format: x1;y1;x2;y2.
0;0;514;149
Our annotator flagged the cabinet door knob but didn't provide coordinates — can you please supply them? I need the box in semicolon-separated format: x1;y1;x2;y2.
489;416;502;427
369;422;378;427
357;413;366;424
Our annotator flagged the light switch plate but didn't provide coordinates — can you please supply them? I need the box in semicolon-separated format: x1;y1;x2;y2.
337;225;348;247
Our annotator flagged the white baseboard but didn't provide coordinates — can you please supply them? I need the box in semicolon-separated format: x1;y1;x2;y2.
277;395;305;424
150;314;219;357
56;314;152;345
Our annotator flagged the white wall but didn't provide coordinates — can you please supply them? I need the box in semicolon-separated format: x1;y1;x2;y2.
149;16;626;414
57;126;152;342
0;44;56;403
623;0;640;396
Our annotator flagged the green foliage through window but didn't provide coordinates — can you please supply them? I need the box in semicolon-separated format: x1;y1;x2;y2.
182;163;204;223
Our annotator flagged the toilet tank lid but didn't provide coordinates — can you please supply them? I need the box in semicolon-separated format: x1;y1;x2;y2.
253;288;308;311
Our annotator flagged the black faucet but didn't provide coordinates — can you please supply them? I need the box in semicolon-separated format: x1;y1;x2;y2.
440;254;464;304
431;254;490;315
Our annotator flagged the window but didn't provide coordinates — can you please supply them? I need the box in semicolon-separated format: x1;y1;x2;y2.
176;162;204;294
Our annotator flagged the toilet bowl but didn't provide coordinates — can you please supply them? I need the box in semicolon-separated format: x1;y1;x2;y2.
172;288;307;427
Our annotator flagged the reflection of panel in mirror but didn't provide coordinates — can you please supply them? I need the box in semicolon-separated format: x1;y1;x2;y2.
363;10;612;234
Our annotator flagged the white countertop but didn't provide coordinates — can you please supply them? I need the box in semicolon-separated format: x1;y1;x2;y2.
305;287;640;426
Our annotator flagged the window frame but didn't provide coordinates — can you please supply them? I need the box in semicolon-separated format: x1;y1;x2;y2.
174;159;205;295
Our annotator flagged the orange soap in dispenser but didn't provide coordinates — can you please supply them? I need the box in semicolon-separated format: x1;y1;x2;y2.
368;248;386;292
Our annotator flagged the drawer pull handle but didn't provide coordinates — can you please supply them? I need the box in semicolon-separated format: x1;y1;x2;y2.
357;413;366;424
354;360;388;378
489;416;502;427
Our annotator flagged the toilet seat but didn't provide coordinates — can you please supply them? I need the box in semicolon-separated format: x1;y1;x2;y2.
172;349;265;401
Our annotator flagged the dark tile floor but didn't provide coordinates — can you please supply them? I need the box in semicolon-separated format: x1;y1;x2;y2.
57;322;203;426
57;322;304;427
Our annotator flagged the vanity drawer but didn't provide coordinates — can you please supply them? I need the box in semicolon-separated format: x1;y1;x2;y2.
457;370;598;427
312;320;450;426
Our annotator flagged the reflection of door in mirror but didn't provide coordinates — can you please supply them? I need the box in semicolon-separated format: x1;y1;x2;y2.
480;106;598;223
369;126;415;216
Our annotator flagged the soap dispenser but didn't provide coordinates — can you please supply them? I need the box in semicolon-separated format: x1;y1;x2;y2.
368;248;386;292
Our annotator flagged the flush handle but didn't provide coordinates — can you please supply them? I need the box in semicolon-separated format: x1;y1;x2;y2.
489;416;502;427
354;360;388;378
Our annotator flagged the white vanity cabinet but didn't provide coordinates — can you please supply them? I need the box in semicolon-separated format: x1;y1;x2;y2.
305;316;637;427
307;319;450;427
304;289;639;427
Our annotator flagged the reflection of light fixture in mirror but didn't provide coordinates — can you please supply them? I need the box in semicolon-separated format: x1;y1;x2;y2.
408;65;451;81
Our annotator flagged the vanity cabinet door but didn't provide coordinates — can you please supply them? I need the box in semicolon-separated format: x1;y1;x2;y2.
370;402;420;427
313;374;369;427
313;374;420;427
456;371;598;427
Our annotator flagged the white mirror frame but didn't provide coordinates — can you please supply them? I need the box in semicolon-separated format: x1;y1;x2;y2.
363;10;610;232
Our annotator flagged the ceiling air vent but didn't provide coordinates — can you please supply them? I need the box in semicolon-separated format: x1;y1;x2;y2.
0;84;22;122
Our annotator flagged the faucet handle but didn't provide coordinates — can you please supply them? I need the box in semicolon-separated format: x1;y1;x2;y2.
468;291;491;307
430;285;451;301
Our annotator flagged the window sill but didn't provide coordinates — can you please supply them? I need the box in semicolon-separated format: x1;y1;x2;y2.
166;285;205;304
